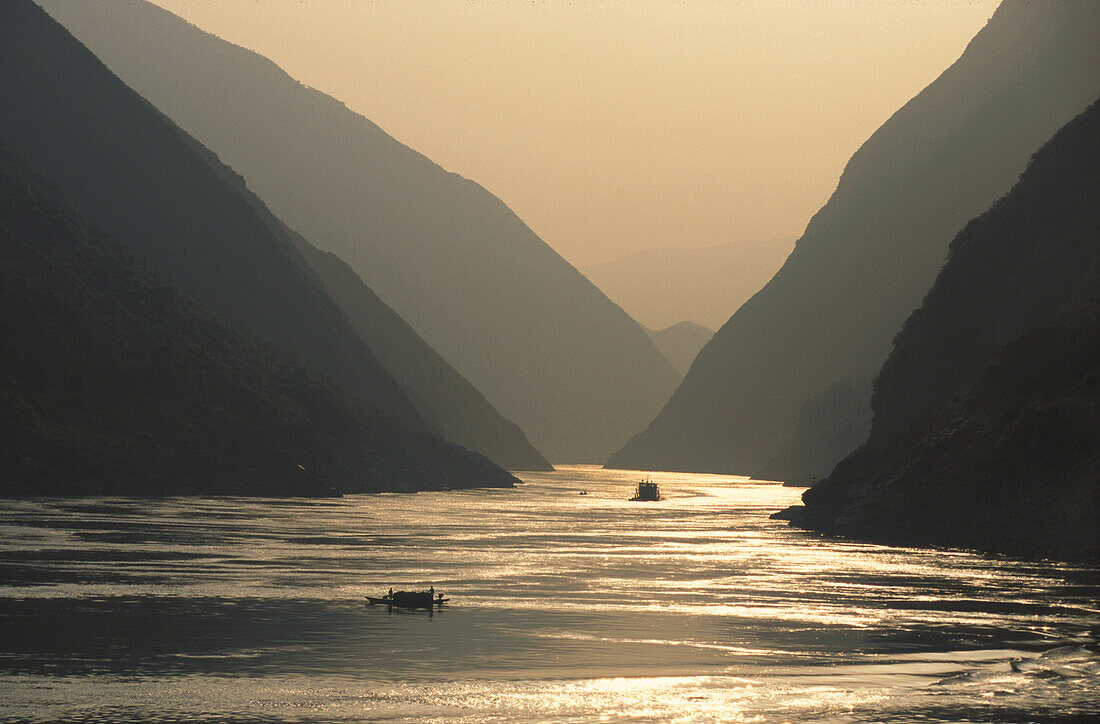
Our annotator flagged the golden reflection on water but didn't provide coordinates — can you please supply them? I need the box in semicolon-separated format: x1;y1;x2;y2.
0;465;1096;722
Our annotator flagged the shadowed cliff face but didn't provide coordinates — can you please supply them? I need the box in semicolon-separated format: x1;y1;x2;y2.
0;0;517;493
0;146;515;496
40;0;680;463
869;100;1100;444
754;379;872;487
609;1;1100;475
780;99;1100;562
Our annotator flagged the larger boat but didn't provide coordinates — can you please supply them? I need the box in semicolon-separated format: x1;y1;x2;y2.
630;479;661;501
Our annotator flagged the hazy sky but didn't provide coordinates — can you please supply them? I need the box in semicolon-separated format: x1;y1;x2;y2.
148;0;998;266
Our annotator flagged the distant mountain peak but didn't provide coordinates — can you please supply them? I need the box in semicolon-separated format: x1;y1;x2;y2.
583;238;795;331
645;322;715;377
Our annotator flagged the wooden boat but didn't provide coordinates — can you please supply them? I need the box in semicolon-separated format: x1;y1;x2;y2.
366;590;448;608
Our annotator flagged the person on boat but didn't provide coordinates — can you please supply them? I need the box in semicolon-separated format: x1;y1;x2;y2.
388;587;393;600
429;586;435;599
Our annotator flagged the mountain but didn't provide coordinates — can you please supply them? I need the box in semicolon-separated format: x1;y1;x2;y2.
0;145;514;496
777;99;1100;561
646;322;713;377
0;0;516;492
753;379;872;486
781;305;1100;562
609;1;1100;475
40;0;680;463
584;239;794;331
288;238;551;471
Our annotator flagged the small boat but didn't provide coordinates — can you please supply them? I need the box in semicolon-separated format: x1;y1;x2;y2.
366;590;448;609
630;478;661;501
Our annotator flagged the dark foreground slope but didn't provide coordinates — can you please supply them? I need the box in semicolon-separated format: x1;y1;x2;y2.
610;1;1100;476
778;100;1100;562
0;0;515;492
0;0;419;432
41;0;680;463
0;148;515;496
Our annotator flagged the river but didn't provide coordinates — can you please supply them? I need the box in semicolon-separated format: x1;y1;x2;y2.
0;466;1096;722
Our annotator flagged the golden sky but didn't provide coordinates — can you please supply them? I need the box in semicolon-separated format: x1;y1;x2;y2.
148;0;998;266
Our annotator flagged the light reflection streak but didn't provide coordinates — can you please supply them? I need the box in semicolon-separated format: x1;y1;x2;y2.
0;466;1097;721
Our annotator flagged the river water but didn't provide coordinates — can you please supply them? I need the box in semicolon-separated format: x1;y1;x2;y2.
0;466;1096;722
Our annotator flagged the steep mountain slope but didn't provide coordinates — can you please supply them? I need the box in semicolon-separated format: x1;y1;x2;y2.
203;166;548;471
646;322;713;377
41;0;680;463
869;102;1100;444
1;0;419;431
609;1;1100;475
289;238;551;471
778;99;1100;562
753;379;872;486
0;0;515;491
585;239;794;331
0;145;515;496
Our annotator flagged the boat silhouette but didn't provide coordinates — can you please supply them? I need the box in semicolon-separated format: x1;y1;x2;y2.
366;589;448;609
630;479;661;501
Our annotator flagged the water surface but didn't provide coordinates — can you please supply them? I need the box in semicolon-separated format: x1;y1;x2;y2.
1;466;1097;722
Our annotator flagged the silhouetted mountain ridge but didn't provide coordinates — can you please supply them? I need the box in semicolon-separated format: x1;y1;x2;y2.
290;238;551;471
42;0;680;462
778;99;1100;562
176;110;549;471
0;145;514;495
0;0;516;493
871;101;1100;443
1;0;423;432
608;1;1100;477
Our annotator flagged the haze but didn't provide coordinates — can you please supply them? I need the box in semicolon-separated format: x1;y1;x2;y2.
146;0;996;266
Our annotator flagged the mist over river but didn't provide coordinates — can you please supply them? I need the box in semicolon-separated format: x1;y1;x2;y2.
1;466;1097;722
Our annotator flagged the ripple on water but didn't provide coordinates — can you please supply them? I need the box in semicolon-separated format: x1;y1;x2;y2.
0;466;1096;721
